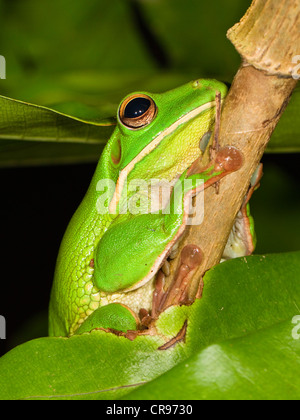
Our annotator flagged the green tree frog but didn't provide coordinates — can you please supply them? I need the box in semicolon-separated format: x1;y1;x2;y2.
49;79;257;337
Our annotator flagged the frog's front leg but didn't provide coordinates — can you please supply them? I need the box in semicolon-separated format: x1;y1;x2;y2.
93;146;243;295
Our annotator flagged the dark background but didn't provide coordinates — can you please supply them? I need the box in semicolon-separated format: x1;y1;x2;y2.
0;0;299;356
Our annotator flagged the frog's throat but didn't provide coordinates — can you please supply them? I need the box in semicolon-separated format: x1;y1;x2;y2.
109;100;218;214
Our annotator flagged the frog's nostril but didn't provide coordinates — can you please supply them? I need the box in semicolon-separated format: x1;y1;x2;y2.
192;80;202;88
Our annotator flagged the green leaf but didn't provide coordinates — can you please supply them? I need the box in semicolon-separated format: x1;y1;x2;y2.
125;319;300;400
0;252;299;400
0;323;190;400
0;95;116;142
0;95;115;167
126;251;300;400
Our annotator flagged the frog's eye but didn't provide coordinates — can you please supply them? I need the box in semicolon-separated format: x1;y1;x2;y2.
119;94;157;129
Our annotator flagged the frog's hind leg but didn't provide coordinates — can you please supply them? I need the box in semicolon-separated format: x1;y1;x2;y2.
222;164;263;260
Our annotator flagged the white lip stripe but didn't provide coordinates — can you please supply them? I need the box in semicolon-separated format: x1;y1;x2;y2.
109;100;217;213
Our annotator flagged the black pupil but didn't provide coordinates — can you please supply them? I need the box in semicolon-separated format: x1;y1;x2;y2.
124;97;151;119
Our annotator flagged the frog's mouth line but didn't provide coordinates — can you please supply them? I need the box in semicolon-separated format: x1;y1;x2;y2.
109;100;218;214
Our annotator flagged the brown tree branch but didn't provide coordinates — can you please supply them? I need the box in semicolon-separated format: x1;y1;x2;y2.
163;0;299;305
